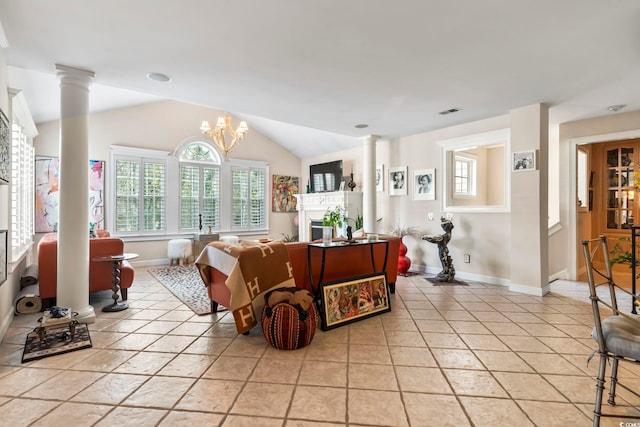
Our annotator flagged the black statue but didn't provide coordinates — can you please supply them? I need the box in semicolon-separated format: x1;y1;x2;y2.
346;225;355;243
422;217;455;282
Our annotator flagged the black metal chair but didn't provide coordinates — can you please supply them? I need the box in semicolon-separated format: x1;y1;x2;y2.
581;236;640;427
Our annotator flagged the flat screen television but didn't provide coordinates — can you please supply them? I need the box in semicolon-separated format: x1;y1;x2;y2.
310;160;343;192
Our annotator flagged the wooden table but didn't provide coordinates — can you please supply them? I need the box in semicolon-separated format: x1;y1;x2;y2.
92;253;138;312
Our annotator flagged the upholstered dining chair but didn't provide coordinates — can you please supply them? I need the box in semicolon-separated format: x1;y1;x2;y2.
581;235;640;427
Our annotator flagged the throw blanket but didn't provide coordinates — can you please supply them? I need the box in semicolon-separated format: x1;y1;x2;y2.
196;240;295;334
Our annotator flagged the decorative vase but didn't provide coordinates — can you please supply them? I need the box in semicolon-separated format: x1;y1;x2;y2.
398;237;411;275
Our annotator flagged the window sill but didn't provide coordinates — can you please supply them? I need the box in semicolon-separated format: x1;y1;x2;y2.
116;230;270;242
9;242;33;274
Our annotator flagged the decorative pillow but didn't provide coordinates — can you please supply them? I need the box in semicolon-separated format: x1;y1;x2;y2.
262;287;317;350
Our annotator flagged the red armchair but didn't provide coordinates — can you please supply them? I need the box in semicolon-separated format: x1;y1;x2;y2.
37;232;134;306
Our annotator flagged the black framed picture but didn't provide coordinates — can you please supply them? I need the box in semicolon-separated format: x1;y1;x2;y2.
318;273;390;330
0;109;10;185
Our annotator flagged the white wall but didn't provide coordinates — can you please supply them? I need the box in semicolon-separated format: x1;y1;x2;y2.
302;114;515;284
35;100;302;261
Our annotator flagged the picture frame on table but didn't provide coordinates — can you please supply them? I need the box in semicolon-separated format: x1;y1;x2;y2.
0;230;7;286
389;166;407;196
0;109;10;185
413;168;435;200
512;150;536;171
319;273;390;330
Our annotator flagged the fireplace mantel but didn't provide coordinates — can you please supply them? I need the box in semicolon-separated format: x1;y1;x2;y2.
295;191;363;242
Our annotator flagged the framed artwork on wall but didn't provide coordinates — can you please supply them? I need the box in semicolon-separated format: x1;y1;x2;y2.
0;230;7;286
389;166;407;196
413;168;435;200
512;150;536;171
0;109;9;185
376;164;384;192
272;175;299;212
35;156;106;232
319;273;390;330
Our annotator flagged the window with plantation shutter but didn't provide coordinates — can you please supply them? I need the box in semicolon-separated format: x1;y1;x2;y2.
10;117;35;257
8;91;36;261
231;166;266;230
114;156;166;234
179;164;220;230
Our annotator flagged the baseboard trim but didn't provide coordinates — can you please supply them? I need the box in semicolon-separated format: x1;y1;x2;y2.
130;259;170;267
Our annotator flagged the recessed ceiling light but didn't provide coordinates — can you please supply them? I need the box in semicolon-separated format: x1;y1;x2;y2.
607;104;626;112
146;72;171;83
439;107;462;115
355;124;369;129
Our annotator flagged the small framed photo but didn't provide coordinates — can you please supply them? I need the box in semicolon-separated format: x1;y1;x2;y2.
376;164;384;192
389;166;407;196
0;230;7;286
512;150;536;171
319;273;390;330
413;168;435;200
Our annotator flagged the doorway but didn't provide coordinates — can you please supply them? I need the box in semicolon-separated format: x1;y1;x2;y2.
576;138;640;286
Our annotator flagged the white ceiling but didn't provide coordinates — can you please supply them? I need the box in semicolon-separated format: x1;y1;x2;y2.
1;0;640;158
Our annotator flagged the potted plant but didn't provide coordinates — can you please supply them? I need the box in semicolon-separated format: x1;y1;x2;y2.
322;206;347;242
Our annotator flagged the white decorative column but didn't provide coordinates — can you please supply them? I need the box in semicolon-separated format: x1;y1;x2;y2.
361;135;379;233
55;64;96;323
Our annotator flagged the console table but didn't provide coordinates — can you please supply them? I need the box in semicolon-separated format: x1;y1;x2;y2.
307;240;389;295
308;240;391;330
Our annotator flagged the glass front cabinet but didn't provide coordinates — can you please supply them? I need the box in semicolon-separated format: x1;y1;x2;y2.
605;144;638;232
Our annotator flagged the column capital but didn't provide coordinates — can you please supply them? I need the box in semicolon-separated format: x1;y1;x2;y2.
55;64;95;87
359;134;380;144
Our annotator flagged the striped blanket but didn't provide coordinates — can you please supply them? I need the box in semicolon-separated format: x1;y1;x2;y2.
196;240;295;334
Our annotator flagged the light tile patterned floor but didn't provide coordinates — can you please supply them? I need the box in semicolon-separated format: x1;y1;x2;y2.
1;268;639;426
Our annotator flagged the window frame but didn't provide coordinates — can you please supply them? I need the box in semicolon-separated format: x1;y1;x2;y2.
108;143;269;239
453;153;477;197
8;89;37;263
109;146;169;236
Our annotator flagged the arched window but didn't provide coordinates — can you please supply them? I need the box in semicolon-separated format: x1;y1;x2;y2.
178;142;221;231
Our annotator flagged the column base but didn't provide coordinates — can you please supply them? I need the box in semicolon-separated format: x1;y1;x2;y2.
74;305;96;324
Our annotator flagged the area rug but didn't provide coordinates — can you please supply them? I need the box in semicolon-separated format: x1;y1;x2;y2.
149;265;217;315
22;323;92;363
425;277;468;286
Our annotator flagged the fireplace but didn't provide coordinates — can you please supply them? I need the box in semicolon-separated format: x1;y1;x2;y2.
295;191;362;241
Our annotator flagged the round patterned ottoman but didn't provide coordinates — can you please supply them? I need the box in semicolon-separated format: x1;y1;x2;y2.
262;287;317;350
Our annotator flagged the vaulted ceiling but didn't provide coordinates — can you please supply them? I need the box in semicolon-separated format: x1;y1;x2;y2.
2;0;640;158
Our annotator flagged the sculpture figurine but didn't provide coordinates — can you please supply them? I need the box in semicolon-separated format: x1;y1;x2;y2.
346;225;355;243
422;217;455;282
347;173;356;191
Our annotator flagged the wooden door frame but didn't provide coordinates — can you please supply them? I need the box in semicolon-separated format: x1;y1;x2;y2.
570;130;640;280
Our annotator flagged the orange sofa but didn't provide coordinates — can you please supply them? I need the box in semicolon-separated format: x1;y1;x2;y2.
200;235;400;314
37;232;134;307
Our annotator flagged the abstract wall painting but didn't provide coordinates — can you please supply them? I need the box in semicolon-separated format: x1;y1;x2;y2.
35;156;105;232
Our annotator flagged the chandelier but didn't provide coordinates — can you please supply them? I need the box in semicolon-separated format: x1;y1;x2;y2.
200;113;248;160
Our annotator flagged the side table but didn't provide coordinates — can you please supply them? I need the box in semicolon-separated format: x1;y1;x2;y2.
92;253;139;312
194;233;219;258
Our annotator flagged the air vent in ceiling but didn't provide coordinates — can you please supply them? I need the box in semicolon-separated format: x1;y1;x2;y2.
439;108;462;115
